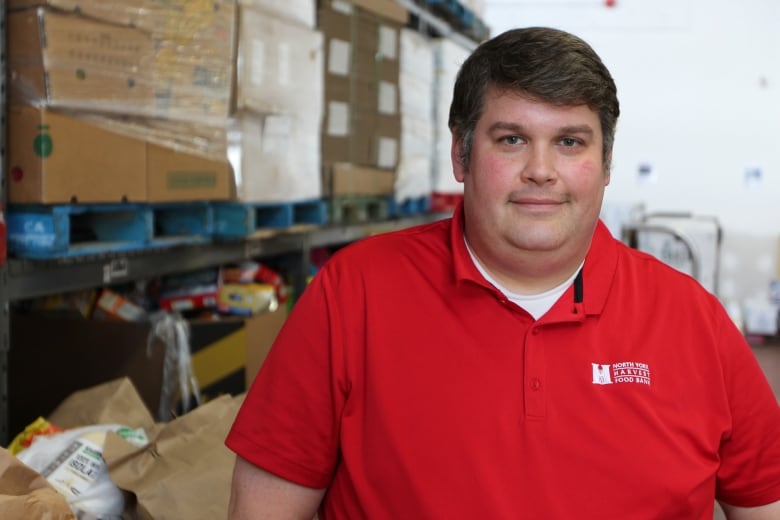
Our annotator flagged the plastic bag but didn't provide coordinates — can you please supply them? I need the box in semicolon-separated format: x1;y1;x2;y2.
148;310;201;420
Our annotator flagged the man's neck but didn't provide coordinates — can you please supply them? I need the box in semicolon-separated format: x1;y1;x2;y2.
464;236;588;295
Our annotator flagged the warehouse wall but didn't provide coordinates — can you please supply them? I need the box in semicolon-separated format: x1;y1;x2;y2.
483;0;780;304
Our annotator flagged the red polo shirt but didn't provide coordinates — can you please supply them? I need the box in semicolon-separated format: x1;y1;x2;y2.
226;206;780;518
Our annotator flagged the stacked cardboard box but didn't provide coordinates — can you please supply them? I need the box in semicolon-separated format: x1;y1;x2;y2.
8;2;234;121
7;1;237;203
396;28;435;204
239;0;316;29
432;37;470;197
230;1;324;203
8;106;234;203
229;112;322;203
319;0;408;196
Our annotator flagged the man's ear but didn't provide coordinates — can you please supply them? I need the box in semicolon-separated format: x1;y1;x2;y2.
451;133;466;182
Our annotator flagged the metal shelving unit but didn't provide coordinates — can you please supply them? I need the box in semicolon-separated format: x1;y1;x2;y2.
5;215;445;301
0;0;479;444
1;0;9;447
0;213;445;442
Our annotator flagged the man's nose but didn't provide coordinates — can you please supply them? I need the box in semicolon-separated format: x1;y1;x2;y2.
521;146;557;184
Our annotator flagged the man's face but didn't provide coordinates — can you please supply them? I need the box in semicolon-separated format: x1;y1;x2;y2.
453;86;610;270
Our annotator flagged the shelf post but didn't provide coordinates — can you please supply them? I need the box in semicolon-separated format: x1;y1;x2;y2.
0;0;10;445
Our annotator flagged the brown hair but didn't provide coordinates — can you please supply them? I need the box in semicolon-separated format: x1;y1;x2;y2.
449;27;620;172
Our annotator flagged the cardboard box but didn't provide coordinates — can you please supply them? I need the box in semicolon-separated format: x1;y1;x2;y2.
82;113;229;164
189;307;288;399
433;38;469;194
319;0;403;170
8;0;236;33
325;73;398;115
322;162;396;196
147;143;234;203
8;6;235;122
397;28;435;201
325;0;408;25
8;7;154;108
9;303;286;434
236;5;324;116
321;12;400;84
8;105;148;203
239;0;316;28
9;312;166;436
230;110;322;203
8;106;234;204
322;103;400;169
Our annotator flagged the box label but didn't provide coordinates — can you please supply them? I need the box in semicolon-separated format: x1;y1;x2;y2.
328;39;351;76
167;172;217;190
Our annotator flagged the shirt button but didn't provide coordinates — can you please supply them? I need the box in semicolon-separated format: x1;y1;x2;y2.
531;328;540;335
531;378;542;391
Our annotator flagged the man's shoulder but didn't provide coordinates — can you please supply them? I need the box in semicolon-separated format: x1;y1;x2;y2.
323;217;452;273
611;236;718;303
345;217;450;255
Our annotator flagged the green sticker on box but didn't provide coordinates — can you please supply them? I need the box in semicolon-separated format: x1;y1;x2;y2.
34;125;53;158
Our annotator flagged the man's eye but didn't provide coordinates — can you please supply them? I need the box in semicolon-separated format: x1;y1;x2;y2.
560;137;580;147
501;135;522;145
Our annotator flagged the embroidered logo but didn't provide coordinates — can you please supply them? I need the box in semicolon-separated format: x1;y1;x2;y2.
591;361;651;386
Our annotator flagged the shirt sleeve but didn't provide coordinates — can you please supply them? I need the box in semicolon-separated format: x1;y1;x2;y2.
715;304;780;507
225;265;346;489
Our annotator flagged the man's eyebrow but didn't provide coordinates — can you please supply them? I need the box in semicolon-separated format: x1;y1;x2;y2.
486;122;595;135
487;121;525;133
559;124;595;136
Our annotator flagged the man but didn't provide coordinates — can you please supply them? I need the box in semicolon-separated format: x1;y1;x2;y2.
226;27;780;518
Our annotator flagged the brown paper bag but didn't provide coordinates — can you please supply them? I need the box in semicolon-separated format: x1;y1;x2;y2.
0;447;76;519
47;378;156;432
11;378;158;519
104;394;245;520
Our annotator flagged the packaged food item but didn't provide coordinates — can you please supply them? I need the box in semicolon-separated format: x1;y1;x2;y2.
254;263;290;304
217;283;277;316
8;417;63;456
17;424;148;518
221;262;290;303
28;289;98;318
159;267;220;312
93;288;147;321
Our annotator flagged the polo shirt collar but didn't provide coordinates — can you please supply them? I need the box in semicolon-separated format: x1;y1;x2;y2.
450;202;489;286
448;201;618;318
579;219;618;317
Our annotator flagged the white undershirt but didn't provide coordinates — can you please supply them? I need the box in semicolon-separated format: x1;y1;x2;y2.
465;237;583;320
